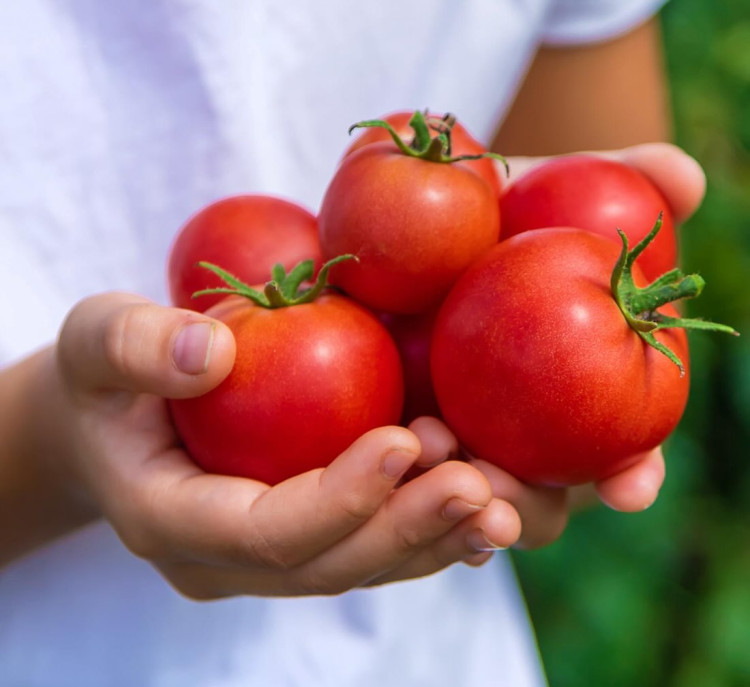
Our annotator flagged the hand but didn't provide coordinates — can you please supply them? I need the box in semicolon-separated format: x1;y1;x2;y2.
34;293;521;597
470;143;705;547
467;448;665;550
504;142;706;224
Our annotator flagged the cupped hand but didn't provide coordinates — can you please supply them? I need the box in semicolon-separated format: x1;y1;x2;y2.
50;293;521;598
467;448;665;550
472;142;705;547
503;142;706;224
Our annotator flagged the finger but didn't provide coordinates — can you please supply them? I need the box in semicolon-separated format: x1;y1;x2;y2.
155;499;519;600
406;416;459;468
467;458;569;549
57;292;236;399
504;144;707;224
111;425;422;570
595;447;665;512
368;498;521;586
289;460;494;594
616;143;706;223
148;456;496;599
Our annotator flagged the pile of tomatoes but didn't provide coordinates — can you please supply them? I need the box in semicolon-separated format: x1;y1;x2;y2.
167;110;735;487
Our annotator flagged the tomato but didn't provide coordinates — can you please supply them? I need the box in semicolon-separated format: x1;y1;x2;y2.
378;309;441;424
345;110;503;198
168;194;322;312
169;260;404;485
500;155;676;282
319;137;500;314
431;227;691;487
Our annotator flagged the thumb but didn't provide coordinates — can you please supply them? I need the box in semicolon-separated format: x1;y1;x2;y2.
57;292;236;399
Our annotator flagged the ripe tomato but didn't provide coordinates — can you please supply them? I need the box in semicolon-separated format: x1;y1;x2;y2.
500;155;676;282
319;140;500;314
378;309;441;424
168;194;322;312
169;260;404;485
345;110;503;198
431;227;690;487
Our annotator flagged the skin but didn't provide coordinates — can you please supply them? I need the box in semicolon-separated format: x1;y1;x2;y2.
499;155;678;282
0;17;707;592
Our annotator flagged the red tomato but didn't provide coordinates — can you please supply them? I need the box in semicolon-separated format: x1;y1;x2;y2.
168;195;322;312
378;309;441;424
319;141;501;314
431;228;690;487
345;110;503;198
169;290;404;485
500;155;677;282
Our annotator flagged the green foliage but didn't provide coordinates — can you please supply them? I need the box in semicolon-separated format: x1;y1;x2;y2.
512;2;750;684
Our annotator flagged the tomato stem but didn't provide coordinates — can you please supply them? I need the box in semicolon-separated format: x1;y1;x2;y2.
193;254;357;309
611;214;738;375
348;109;510;175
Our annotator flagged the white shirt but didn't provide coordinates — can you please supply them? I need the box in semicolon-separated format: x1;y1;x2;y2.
0;1;664;685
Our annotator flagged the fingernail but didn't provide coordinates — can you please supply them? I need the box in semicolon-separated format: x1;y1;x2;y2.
173;322;215;374
442;498;484;522
466;529;506;553
382;450;417;479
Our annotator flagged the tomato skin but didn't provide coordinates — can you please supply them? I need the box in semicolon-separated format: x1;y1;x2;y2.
169;293;404;485
378;309;441;424
500;155;677;282
431;228;689;487
319;141;501;314
345;110;503;198
168;195;322;312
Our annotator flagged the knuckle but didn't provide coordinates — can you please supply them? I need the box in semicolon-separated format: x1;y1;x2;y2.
245;527;294;571
101;305;144;381
393;524;426;554
434;460;493;504
332;489;379;525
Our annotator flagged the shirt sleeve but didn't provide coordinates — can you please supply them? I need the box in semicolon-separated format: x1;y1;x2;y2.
541;0;669;46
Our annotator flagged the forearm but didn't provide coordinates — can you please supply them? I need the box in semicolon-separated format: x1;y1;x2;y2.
0;348;98;566
492;18;671;156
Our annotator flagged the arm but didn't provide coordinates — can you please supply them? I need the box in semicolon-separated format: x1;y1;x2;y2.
473;16;704;524
0;349;97;562
491;17;671;156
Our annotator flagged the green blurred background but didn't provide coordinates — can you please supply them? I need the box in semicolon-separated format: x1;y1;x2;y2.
511;1;750;685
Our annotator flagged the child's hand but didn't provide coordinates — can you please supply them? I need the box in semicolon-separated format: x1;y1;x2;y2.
503;142;706;224
472;142;706;545
38;293;521;598
466;449;664;550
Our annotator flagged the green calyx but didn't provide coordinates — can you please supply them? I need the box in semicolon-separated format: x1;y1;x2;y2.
349;109;509;175
611;213;738;376
193;254;356;308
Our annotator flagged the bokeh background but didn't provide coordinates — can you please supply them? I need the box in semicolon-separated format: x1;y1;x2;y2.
511;1;750;685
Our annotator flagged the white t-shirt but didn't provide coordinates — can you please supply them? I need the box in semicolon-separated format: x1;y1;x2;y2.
0;1;663;685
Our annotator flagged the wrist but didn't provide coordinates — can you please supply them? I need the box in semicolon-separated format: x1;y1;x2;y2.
0;347;99;566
